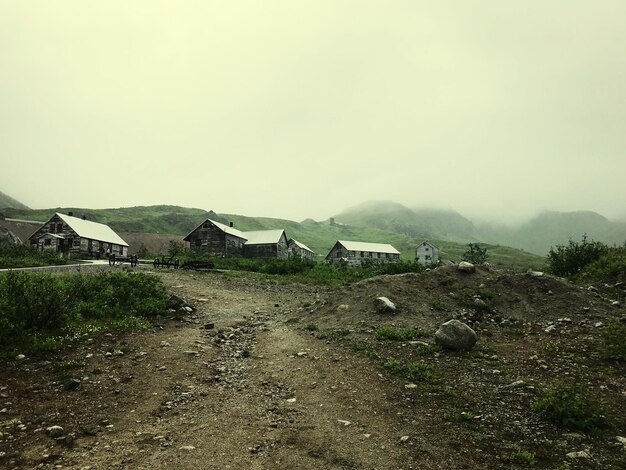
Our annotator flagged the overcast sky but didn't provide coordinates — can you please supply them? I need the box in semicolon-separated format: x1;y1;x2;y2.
1;1;624;223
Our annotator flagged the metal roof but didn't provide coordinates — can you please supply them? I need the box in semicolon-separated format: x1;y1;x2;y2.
243;229;285;245
55;213;129;246
336;240;400;255
289;238;314;253
206;219;247;240
183;218;247;241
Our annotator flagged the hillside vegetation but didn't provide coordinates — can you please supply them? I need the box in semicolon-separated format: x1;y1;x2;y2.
0;191;29;211
2;205;544;270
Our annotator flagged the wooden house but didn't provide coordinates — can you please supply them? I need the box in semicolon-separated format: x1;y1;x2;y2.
416;240;439;265
243;229;289;259
325;240;401;267
288;238;316;260
183;219;247;256
29;212;128;257
184;219;289;259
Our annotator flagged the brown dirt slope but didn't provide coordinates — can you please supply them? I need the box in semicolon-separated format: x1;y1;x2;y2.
0;267;625;469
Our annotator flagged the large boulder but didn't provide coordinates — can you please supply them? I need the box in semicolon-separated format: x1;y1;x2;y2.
374;297;396;314
458;262;476;273
435;319;477;350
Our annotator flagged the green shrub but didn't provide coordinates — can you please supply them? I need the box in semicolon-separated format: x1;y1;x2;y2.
384;357;404;374
462;243;488;265
512;450;536;467
0;241;68;268
547;235;609;277
531;381;607;431
601;321;626;361
406;361;434;381
576;244;626;283
374;326;426;341
0;271;167;354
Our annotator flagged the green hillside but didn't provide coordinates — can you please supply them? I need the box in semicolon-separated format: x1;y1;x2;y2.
0;191;29;211
3;205;544;270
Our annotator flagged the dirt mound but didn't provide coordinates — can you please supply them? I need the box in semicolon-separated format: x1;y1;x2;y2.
306;265;616;333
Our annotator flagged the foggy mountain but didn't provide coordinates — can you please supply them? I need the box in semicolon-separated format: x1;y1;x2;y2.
334;201;626;255
0;191;30;211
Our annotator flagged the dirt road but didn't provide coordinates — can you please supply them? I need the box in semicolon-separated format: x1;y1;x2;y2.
2;268;625;469
0;271;423;469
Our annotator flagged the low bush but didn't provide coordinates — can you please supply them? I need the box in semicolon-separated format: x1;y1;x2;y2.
531;381;607;431
547;235;609;278
0;271;167;354
0;242;68;269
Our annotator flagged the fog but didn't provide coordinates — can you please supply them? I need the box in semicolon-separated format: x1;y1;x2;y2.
1;1;624;224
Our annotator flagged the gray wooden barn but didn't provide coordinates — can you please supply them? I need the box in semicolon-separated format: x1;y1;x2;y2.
288;238;316;260
29;212;129;257
325;240;401;267
184;218;289;259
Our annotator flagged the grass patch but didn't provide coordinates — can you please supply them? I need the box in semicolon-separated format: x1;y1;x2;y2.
406;361;434;381
319;329;351;342
374;326;426;341
531;381;608;431
601;321;626;361
414;343;443;356
512;450;536;467
0;271;166;356
304;323;318;331
0;241;68;269
285;317;300;324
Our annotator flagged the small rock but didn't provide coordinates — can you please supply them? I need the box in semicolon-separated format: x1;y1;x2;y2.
617;436;626;448
374;297;396;314
113;350;124;356
557;317;572;323
404;383;417;389
47;426;64;438
286;398;296;403
15;354;26;361
566;450;591;460
458;261;476;273
160;341;171;347
399;435;410;443
337;420;351;426
296;352;307;357
612;300;621;306
594;322;604;328
544;325;557;334
179;445;196;451
202;322;215;330
528;271;544;277
336;304;350;311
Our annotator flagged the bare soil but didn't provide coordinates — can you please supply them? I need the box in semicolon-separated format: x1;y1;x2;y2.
1;266;625;469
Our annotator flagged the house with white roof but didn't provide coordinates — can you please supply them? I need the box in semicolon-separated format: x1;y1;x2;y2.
416;240;439;265
288;238;316;260
29;212;129;257
325;240;401;267
183;219;289;259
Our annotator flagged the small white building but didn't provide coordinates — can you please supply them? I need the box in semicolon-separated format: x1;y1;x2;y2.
416;240;439;265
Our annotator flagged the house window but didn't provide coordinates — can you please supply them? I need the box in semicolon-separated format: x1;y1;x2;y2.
377;253;381;258
195;239;202;246
203;223;209;228
336;250;341;258
425;247;429;251
56;223;63;233
360;251;364;257
45;239;51;246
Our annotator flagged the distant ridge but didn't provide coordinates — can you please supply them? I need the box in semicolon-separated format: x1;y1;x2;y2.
0;191;29;211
